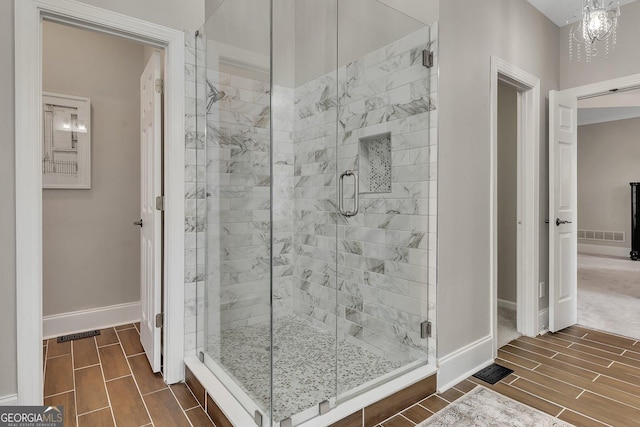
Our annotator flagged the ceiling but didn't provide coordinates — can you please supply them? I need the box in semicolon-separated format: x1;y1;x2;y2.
527;0;637;27
525;0;640;124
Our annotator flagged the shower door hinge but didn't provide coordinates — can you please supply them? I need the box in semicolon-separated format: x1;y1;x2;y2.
155;78;164;94
421;321;432;338
422;50;434;68
254;410;263;426
155;195;165;211
155;313;164;328
319;400;330;415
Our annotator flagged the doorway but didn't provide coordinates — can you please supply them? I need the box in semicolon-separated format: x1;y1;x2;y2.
15;0;185;404
490;57;541;355
496;81;522;348
548;73;640;335
41;18;166;374
575;90;640;339
41;20;147;339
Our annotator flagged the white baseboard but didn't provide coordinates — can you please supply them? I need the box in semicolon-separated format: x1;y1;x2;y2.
43;302;141;339
0;394;18;406
436;335;494;392
578;243;630;258
538;307;549;334
497;299;517;311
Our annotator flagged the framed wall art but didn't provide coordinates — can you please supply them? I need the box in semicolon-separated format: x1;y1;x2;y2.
42;92;91;189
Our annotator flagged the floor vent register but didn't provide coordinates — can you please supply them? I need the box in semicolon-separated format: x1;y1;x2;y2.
472;363;514;385
57;330;101;343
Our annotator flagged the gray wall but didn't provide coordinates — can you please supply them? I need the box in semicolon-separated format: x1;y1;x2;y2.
498;82;518;303
559;1;640;89
578;118;640;248
377;0;439;24
201;1;437;90
42;21;144;316
1;0;203;401
294;0;432;85
437;0;559;357
0;0;17;401
201;0;270;57
201;0;297;86
76;0;204;33
204;0;224;21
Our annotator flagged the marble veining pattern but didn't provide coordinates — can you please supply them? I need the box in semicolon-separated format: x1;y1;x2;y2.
204;66;294;336
207;315;400;422
293;24;438;363
418;386;572;427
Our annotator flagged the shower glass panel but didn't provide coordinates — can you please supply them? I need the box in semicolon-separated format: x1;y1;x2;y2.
196;1;437;425
271;0;339;424
197;0;274;421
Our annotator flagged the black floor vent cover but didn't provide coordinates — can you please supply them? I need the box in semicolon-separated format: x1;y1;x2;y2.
472;363;514;385
57;330;101;343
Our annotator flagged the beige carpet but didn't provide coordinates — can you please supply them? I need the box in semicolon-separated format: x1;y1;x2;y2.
578;253;640;340
418;386;572;426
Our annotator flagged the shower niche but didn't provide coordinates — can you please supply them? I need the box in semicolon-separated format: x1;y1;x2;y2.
359;132;392;194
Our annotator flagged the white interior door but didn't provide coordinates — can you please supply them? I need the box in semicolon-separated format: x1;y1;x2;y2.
549;89;578;332
139;51;163;372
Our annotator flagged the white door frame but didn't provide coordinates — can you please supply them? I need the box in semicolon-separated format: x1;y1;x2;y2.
548;72;640;332
15;0;185;404
490;57;540;355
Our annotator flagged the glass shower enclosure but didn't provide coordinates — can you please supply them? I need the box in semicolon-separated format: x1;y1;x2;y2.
194;1;437;425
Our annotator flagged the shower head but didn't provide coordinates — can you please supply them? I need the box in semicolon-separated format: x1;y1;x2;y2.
207;80;226;112
211;87;226;102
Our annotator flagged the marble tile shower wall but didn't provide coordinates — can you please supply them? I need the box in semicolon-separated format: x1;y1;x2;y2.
271;85;296;317
293;25;438;363
203;66;295;342
184;31;207;357
205;69;270;336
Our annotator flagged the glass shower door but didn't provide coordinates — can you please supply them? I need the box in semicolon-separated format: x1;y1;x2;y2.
334;2;436;400
270;0;437;423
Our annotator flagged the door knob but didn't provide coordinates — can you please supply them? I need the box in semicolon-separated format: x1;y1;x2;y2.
133;219;143;227
555;218;572;226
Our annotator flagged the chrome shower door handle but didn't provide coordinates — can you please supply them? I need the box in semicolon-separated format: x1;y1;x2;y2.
339;170;359;217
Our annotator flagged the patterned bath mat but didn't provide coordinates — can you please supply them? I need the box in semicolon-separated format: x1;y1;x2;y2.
417;386;573;426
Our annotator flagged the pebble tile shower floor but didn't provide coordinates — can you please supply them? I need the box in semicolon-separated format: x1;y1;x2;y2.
208;315;402;421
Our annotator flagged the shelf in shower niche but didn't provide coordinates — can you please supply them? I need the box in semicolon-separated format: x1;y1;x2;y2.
359;132;392;194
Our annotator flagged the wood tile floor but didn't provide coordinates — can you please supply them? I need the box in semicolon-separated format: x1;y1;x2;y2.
43;323;214;427
375;324;640;427
45;324;640;426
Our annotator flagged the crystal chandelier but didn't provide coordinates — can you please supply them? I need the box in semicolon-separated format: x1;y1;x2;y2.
569;0;621;62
